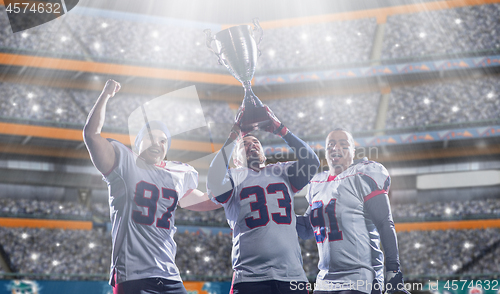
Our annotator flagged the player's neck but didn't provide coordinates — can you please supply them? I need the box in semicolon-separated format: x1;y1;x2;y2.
247;159;265;171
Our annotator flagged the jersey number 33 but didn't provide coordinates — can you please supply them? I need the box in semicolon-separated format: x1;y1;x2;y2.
240;183;292;229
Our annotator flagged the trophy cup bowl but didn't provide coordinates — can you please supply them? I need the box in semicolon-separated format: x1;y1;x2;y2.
205;19;270;133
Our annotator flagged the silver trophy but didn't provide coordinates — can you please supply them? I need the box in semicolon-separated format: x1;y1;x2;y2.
205;19;269;132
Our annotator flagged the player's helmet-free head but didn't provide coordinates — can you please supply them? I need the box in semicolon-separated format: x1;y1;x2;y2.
233;133;266;168
326;127;355;175
134;120;172;153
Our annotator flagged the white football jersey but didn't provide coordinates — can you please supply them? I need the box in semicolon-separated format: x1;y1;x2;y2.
209;162;308;284
102;141;198;285
306;160;389;293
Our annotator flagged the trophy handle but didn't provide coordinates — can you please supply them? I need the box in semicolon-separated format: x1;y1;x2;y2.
204;29;224;65
252;18;263;57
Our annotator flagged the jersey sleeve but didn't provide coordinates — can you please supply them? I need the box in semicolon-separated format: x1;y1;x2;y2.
357;161;400;271
166;161;199;200
102;140;133;179
182;168;198;198
355;161;391;202
208;168;241;205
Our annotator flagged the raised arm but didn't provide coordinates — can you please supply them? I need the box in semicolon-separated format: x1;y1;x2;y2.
261;105;320;192
206;123;241;204
83;80;121;174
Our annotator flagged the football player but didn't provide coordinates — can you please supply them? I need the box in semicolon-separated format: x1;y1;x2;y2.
296;128;408;294
207;106;320;294
83;80;220;294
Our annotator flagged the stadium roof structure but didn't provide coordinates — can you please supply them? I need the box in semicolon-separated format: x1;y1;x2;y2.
78;0;442;24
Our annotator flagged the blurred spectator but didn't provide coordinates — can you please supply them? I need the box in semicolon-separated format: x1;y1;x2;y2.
0;198;90;220
265;92;380;139
3;4;500;69
382;3;500;61
386;76;500;130
63;13;216;71
0;82;86;126
465;241;500;274
0;227;233;280
0;227;110;280
397;228;500;276
0;226;499;280
391;198;500;221
256;18;377;72
0;7;86;59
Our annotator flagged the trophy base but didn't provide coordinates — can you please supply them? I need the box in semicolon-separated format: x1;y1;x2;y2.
240;119;272;133
239;106;271;133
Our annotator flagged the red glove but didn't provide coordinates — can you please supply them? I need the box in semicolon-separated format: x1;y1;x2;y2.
262;105;288;137
233;106;257;137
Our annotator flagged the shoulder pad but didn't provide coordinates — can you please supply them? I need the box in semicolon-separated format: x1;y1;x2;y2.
356;160;390;191
165;161;196;173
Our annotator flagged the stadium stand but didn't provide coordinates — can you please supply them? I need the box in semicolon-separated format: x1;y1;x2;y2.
0;8;86;59
0;82;85;126
3;3;500;69
0;227;110;280
175;207;228;227
256;18;377;72
386;76;500;130
397;228;500;277
265;92;380;139
2;76;500;140
63;13;216;70
5;75;500;141
1;226;498;280
465;242;500;274
2;195;499;225
0;82;235;139
92;204;228;227
0;226;232;280
391;198;500;222
0;198;90;220
175;230;232;279
382;3;500;61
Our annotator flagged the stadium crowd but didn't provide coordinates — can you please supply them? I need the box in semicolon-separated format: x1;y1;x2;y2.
0;12;86;59
0;227;111;280
382;3;500;61
256;18;377;72
466;241;500;274
265;92;380;139
0;82;85;126
0;198;90;220
2;3;500;68
64;14;216;71
2;75;500;139
385;76;500;130
2;196;499;224
0;226;499;280
397;228;500;277
391;198;500;221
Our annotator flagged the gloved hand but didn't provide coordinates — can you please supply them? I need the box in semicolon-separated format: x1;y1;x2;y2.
385;270;410;294
262;105;288;137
